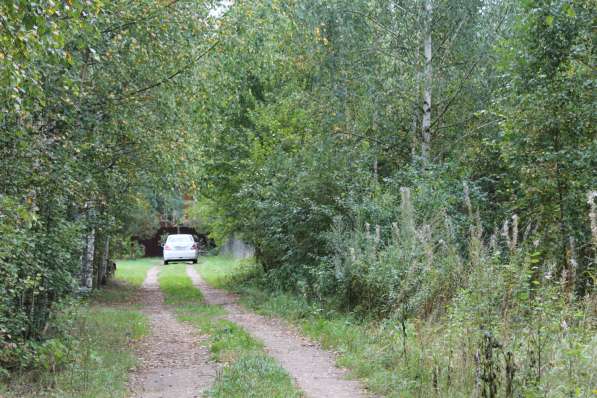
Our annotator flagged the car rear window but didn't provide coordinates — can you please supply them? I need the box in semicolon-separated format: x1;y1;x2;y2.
167;235;193;243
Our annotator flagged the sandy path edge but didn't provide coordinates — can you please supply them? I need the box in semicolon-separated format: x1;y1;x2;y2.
186;265;371;398
128;265;218;398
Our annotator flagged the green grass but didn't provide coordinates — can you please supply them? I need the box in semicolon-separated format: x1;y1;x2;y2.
158;263;302;398
114;257;158;286
197;256;597;398
1;270;150;397
91;257;156;305
199;255;257;289
159;264;205;305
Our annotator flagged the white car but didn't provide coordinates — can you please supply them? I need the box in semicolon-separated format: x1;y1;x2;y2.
163;234;199;265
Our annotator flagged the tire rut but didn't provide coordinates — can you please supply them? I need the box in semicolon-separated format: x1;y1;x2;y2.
129;265;217;398
186;265;370;398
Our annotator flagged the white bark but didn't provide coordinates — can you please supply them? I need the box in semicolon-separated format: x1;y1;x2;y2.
81;228;95;291
421;0;433;162
412;7;421;161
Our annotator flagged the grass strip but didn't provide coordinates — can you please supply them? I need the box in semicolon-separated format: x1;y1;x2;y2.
158;263;302;398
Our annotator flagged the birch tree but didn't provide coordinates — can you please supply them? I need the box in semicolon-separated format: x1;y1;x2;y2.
421;0;433;162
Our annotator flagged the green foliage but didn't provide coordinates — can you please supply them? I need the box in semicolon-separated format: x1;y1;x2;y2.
189;4;595;395
495;0;596;272
2;0;595;393
190;0;595;291
0;0;216;369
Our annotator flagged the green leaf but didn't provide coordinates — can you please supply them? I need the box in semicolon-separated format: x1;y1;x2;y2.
545;15;554;26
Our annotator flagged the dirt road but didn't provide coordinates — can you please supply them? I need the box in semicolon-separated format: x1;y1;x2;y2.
129;266;217;398
186;265;369;398
129;264;369;398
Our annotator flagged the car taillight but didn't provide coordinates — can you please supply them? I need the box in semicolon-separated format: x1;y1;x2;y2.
191;243;197;250
164;244;172;251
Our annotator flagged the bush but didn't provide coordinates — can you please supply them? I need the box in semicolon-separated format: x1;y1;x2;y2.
0;196;84;371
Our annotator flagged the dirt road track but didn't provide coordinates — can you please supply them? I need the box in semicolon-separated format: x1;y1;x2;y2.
129;266;217;398
186;265;370;398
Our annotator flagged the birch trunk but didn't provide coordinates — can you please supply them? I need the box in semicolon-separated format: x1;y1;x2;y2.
80;227;95;292
412;7;421;161
99;237;110;285
421;0;433;162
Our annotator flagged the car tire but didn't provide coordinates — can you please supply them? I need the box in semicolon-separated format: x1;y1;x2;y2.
163;260;168;265
192;259;197;264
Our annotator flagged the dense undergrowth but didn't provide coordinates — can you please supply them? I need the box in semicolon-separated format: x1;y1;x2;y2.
0;260;151;397
200;253;596;397
158;264;302;398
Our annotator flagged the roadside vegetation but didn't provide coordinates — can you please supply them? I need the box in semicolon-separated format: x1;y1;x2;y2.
0;0;217;374
199;256;596;397
158;264;302;398
189;1;596;396
0;260;150;397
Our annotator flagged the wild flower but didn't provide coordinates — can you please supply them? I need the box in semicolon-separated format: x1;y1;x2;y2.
522;222;533;243
560;319;568;332
375;225;381;246
489;227;498;251
391;222;399;241
463;181;473;217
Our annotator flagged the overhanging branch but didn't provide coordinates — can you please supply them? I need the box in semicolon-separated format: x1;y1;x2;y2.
113;40;220;102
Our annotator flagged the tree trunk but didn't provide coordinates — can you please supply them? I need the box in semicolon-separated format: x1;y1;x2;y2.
412;6;421;162
80;227;95;292
99;237;110;285
421;0;433;162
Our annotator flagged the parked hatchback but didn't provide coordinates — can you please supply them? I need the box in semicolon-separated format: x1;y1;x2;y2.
163;234;199;265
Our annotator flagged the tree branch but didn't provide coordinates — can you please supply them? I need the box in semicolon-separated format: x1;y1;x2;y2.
101;0;181;35
113;40;220;102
